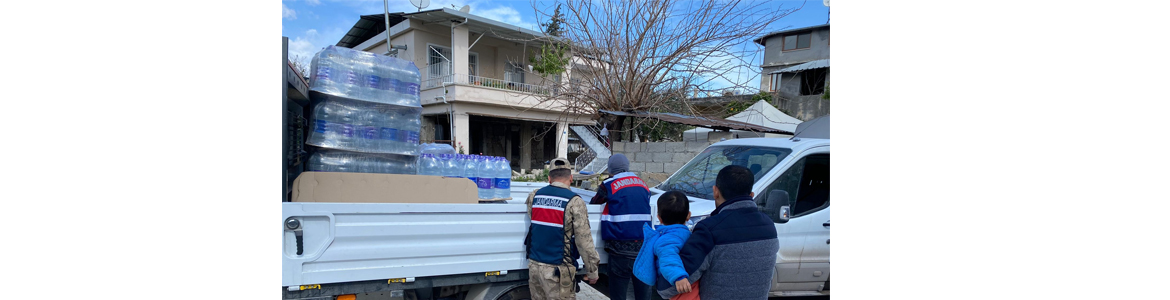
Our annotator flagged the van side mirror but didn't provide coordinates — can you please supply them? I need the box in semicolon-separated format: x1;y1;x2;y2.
764;190;791;223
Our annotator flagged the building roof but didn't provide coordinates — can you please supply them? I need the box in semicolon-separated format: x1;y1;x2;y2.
686;94;755;106
753;24;830;46
768;59;829;74
337;13;409;48
337;8;553;49
598;109;792;134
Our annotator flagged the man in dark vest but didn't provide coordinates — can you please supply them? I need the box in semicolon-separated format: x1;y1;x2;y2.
525;158;600;299
590;154;653;300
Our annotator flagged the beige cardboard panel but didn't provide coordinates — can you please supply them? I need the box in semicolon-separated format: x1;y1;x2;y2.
292;172;479;204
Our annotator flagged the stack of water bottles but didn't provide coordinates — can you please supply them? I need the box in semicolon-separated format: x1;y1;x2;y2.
418;154;512;200
308;45;420;107
307;149;418;174
305;45;423;175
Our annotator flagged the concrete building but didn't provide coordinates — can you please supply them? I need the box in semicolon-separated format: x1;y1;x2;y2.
335;9;600;171
754;24;830;121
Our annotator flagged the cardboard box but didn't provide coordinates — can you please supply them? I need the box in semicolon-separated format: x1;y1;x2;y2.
291;172;479;204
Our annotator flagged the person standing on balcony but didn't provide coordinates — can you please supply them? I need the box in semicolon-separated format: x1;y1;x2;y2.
590;154;654;300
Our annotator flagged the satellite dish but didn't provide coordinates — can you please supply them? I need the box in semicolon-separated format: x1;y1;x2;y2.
459;5;471;13
823;0;829;6
409;0;430;12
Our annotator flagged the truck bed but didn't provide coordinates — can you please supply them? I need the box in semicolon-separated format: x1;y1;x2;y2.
282;183;607;287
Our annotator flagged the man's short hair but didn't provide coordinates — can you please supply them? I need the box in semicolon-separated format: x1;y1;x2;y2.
658;191;690;225
549;168;572;181
716;165;754;199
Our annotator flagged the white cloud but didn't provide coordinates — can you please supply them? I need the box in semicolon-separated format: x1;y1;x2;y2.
287;26;348;66
344;1;539;31
288;35;320;68
475;5;539;32
306;0;321;5
283;3;297;20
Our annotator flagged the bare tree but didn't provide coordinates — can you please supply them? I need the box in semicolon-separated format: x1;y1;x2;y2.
289;54;310;78
526;0;802;141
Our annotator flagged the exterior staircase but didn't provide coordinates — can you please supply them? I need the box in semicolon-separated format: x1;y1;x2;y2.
570;125;611;175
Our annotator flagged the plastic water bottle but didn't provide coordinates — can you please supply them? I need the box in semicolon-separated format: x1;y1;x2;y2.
398;60;421;107
307;151;330;172
369;109;389;152
495;157;511;199
309;101;356;149
380;58;398;105
333;51;359;100
308;102;332;148
355;108;379;152
431;153;443;175
368;55;388;103
417;154;440;176
384;108;402;153
354;155;371;173
334;101;357;149
438;154;457;177
476;156;494;199
308;150;355;173
464;155;479;189
314;46;355;98
453;154;467;179
371;54;389;103
398;109;413;154
311;48;343;95
381;58;404;106
455;154;469;179
345;51;369;101
400;108;421;154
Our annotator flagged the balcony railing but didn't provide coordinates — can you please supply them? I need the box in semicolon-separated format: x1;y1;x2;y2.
424;65;556;96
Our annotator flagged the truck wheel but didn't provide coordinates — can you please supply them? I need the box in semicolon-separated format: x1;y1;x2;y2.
494;285;531;300
467;281;530;300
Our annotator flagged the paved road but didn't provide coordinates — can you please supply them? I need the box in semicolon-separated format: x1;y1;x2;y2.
576;273;827;300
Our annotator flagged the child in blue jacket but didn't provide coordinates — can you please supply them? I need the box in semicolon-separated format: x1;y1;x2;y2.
634;191;695;299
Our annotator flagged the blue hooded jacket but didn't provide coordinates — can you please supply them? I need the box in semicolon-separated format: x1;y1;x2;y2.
633;223;692;288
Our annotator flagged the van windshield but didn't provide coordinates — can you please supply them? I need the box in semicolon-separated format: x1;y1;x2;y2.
658;145;792;200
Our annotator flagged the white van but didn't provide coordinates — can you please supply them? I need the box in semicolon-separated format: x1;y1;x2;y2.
651;117;830;297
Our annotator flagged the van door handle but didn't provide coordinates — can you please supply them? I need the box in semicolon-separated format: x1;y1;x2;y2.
822;222;830;228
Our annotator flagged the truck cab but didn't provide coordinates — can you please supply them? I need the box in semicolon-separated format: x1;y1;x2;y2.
649;136;830;296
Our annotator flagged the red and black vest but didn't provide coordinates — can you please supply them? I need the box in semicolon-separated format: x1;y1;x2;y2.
600;172;652;241
526;185;582;266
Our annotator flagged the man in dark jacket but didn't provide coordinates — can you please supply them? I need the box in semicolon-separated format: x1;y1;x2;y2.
658;165;779;300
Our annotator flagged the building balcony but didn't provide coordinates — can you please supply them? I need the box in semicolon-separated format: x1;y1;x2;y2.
417;64;599;119
423;73;555;96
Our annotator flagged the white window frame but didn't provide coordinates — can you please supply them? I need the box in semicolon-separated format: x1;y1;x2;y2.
427;43;479;78
506;61;526;84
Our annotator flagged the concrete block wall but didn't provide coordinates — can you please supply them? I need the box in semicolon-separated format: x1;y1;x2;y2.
611;140;715;187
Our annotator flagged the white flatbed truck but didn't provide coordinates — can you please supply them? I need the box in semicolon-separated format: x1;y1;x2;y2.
282;38;829;300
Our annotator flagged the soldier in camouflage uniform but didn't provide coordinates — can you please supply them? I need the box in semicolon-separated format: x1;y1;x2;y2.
525;158;601;299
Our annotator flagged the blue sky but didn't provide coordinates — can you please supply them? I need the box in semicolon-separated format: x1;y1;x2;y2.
282;0;829;92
